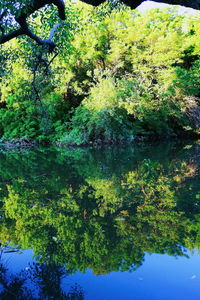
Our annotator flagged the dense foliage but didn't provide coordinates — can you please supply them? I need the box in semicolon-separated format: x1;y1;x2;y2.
0;3;200;144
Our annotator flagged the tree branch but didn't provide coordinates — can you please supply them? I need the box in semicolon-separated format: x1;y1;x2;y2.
0;0;200;48
0;28;23;44
0;0;66;49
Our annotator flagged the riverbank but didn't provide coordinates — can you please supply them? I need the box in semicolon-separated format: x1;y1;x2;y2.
0;132;200;151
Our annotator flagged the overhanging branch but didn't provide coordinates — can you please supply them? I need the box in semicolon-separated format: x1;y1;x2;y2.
0;0;66;49
0;0;200;49
0;28;23;44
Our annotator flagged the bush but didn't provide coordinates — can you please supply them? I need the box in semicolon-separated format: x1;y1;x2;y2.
60;76;189;145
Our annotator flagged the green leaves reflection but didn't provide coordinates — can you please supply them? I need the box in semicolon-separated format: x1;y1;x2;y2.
0;143;200;274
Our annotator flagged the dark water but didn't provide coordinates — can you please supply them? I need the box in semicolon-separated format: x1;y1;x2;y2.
0;141;200;299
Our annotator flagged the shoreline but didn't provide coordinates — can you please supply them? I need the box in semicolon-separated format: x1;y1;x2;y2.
0;133;199;150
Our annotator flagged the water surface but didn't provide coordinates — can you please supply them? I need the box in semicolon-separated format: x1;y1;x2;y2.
0;141;200;299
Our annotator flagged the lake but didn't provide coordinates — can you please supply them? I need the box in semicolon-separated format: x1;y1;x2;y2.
0;140;200;299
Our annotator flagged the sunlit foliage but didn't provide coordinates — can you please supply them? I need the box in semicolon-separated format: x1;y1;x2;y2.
0;6;200;144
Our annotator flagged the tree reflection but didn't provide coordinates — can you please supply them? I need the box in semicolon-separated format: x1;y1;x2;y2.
0;142;199;276
0;258;84;299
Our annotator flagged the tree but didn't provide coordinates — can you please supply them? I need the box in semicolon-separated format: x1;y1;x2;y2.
0;258;84;299
0;0;200;50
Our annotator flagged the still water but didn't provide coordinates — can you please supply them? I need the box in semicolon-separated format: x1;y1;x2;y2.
0;141;200;299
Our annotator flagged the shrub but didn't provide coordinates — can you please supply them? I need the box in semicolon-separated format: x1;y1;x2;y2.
60;76;189;145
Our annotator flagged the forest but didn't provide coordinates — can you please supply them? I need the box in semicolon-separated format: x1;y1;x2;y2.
0;0;200;145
